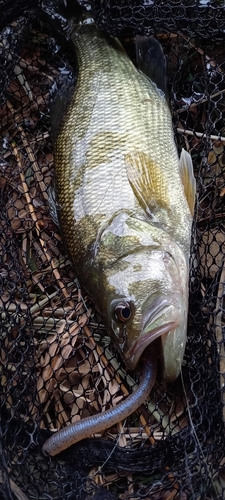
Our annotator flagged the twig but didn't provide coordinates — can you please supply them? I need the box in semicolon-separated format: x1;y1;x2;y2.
0;471;29;500
139;413;155;445
177;88;225;114
180;32;222;71
177;128;225;143
12;142;70;300
18;126;49;201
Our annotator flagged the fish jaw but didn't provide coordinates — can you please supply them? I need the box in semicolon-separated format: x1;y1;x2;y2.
160;324;187;381
123;321;178;370
123;321;187;382
120;300;186;381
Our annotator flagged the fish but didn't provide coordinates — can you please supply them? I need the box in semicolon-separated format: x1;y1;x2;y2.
54;22;196;382
43;23;196;457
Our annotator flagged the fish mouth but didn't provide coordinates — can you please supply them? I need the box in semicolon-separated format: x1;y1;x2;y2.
122;297;180;371
124;321;178;370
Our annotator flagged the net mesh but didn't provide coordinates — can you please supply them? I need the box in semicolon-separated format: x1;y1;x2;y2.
0;1;225;499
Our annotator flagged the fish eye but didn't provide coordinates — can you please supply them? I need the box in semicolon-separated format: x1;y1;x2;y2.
115;302;132;323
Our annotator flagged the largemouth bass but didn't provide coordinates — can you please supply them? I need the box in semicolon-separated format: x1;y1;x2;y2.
55;23;196;382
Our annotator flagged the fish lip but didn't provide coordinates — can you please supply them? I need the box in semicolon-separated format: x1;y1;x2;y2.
124;321;178;370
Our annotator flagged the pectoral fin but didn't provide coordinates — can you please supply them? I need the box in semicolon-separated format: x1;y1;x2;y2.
179;149;196;216
125;151;169;217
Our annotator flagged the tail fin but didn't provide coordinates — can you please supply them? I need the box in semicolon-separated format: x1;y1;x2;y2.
135;35;168;100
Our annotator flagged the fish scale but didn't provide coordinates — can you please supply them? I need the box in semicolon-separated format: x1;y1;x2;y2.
56;25;187;246
54;22;195;381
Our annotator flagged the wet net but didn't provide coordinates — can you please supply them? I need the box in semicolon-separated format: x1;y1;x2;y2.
0;1;225;499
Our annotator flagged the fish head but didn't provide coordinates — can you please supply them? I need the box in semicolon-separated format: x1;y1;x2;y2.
102;243;189;382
